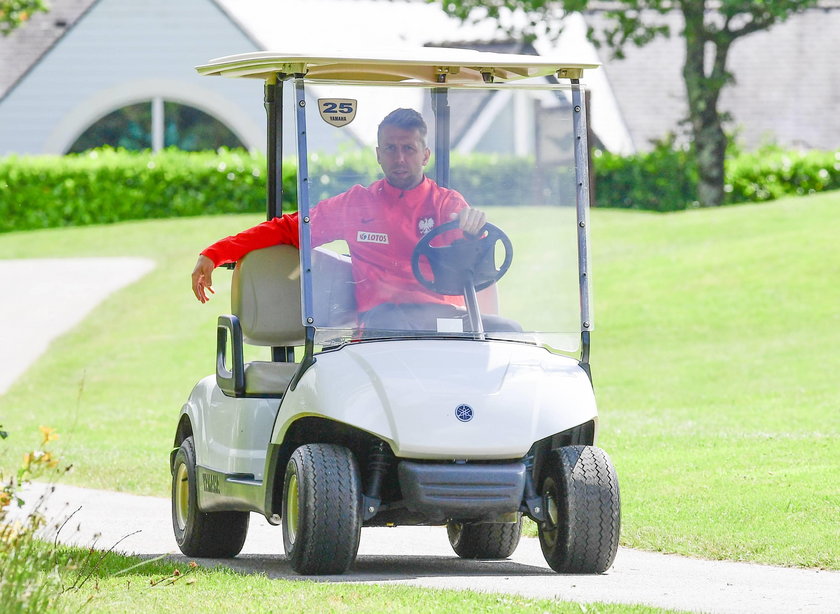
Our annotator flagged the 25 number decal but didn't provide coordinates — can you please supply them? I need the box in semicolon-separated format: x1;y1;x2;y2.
322;101;354;114
318;99;358;127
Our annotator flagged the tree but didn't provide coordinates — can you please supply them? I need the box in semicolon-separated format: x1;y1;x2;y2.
432;0;819;207
0;0;48;36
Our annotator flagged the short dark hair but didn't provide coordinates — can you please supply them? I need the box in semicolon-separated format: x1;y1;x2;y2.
378;108;428;142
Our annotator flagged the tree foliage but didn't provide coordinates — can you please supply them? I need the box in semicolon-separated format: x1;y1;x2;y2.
0;0;48;36
431;0;820;206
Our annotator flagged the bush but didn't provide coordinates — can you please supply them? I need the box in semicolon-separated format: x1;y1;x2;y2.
725;146;840;203
0;148;296;233
2;145;839;232
1;426;192;611
592;141;840;211
0;148;553;234
450;153;543;206
1;426;67;614
592;139;699;211
308;150;379;202
309;151;539;206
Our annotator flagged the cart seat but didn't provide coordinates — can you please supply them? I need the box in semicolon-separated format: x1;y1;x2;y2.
232;244;308;347
241;360;298;395
217;244;357;397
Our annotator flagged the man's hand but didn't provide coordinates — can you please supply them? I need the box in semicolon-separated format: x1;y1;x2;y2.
454;207;487;237
191;255;216;303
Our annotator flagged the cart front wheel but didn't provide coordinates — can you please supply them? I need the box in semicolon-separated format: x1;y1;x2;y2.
447;515;522;559
171;436;249;557
282;443;362;575
537;445;620;574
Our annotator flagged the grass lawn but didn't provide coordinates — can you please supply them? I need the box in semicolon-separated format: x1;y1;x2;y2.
588;195;840;569
1;191;838;570
52;549;683;614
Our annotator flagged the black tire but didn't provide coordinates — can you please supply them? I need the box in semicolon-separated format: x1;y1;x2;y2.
537;445;620;574
281;443;362;575
447;515;522;559
171;436;249;557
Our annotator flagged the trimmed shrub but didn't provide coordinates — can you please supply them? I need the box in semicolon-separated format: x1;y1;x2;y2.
2;145;839;234
725;146;840;203
308;150;379;202
0;148;296;233
592;142;840;211
592;140;699;211
308;151;540;206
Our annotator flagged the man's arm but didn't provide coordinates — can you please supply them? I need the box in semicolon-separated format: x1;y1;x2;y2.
191;213;300;303
191;254;218;303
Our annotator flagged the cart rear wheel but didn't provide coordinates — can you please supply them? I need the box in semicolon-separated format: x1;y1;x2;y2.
171;436;249;557
281;443;362;575
538;445;620;574
447;515;522;559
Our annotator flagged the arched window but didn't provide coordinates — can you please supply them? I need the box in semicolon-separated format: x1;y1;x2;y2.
68;99;244;153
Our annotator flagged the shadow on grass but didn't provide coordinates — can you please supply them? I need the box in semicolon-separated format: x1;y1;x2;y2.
154;552;556;581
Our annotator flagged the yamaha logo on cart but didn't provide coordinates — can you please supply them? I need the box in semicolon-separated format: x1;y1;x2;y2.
455;404;474;422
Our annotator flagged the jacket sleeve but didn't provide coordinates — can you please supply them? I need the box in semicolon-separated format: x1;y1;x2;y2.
200;212;300;266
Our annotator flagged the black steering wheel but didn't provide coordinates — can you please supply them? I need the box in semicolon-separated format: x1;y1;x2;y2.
411;220;513;296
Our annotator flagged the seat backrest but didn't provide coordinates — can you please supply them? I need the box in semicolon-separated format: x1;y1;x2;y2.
231;245;356;347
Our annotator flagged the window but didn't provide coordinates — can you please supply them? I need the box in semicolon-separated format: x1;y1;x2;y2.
68;100;244;153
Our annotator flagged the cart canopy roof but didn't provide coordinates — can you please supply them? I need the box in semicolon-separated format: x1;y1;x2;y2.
196;48;597;84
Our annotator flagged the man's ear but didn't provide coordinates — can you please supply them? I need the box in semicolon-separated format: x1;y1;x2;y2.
423;147;431;166
375;146;382;164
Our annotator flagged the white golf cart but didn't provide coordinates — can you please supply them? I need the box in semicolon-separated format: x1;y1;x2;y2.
170;48;620;575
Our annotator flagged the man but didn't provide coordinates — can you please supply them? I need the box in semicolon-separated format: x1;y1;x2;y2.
191;108;513;332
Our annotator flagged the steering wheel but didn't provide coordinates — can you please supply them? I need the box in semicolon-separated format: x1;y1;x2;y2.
411;220;513;296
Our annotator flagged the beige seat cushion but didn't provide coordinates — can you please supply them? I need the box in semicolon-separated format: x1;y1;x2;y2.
232;245;357;347
233;245;305;347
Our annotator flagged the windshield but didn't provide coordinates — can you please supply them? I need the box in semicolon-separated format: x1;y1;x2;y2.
293;80;589;352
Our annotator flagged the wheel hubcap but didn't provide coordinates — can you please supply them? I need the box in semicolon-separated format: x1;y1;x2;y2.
285;472;299;545
545;490;559;528
174;462;189;531
451;522;464;547
540;480;560;544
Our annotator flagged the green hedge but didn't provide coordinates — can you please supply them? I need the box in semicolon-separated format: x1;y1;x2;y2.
308;151;540;206
0;149;552;234
592;141;698;211
0;148;295;233
725;146;840;203
2;145;839;233
593;142;840;211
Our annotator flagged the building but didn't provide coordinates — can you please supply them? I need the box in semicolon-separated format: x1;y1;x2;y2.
0;0;836;157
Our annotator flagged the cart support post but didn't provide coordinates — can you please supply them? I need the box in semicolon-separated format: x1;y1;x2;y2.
266;75;295;363
431;82;450;188
462;280;485;339
571;79;593;367
291;76;317;386
264;75;284;221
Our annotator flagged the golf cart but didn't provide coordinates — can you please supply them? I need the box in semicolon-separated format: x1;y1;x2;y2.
170;48;620;575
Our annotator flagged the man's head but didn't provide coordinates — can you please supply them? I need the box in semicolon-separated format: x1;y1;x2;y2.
376;108;431;191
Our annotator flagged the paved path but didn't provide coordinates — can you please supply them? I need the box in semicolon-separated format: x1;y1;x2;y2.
3;258;839;613
15;482;839;614
0;257;155;394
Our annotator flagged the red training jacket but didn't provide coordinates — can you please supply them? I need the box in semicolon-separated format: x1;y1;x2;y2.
201;176;469;313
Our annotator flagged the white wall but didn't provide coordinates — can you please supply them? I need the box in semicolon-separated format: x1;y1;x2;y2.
0;0;265;155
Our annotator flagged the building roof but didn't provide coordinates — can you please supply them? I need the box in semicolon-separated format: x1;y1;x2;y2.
584;4;840;151
0;0;96;99
2;0;837;154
